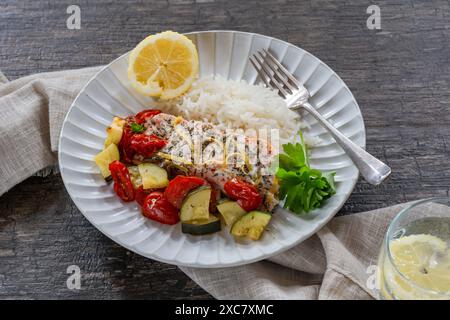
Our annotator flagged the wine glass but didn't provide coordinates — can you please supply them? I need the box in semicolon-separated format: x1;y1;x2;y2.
377;197;450;300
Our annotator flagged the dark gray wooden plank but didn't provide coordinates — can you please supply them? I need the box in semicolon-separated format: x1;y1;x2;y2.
0;0;449;299
0;175;211;299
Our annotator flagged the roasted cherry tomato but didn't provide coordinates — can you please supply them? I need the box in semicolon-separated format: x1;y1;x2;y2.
164;176;208;209
109;160;135;202
118;125;135;164
142;191;179;225
209;185;218;213
135;109;161;124
135;185;150;206
224;178;262;211
129;133;167;158
119;127;167;163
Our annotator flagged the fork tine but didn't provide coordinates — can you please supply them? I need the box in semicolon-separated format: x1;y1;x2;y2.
252;54;287;98
262;49;301;89
258;51;297;94
254;53;288;99
250;55;271;88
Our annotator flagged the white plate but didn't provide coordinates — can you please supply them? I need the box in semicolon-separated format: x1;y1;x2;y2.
58;31;365;268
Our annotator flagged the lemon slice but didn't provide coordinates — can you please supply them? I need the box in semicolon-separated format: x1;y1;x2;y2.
127;31;199;100
389;234;450;294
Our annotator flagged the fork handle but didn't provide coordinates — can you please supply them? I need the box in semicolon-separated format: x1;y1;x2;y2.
295;102;391;185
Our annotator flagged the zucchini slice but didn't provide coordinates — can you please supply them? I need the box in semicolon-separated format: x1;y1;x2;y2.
217;200;246;226
231;211;272;240
94;143;120;178
138;163;169;189
181;215;221;235
180;186;211;222
127;166;142;189
104;117;125;148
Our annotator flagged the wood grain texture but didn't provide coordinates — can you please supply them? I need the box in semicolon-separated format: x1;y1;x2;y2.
0;0;449;299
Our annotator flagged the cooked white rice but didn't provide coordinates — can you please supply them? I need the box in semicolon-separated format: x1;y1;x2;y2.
156;76;313;144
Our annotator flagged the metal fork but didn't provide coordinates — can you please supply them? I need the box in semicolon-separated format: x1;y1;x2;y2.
250;49;391;185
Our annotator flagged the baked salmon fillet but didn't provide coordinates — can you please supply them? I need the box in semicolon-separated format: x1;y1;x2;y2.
133;112;279;211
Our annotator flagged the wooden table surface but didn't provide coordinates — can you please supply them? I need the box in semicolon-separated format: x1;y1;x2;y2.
0;0;449;299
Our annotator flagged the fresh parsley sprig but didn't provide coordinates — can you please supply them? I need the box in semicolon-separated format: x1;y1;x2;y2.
276;132;336;214
130;122;145;133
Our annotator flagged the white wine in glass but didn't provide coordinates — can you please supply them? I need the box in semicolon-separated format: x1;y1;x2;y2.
377;198;450;300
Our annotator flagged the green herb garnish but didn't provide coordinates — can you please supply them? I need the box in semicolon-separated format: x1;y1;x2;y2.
276;132;336;214
130;122;145;133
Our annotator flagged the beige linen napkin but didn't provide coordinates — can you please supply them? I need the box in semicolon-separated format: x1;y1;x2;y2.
0;67;102;195
181;204;408;299
0;68;423;300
